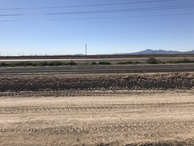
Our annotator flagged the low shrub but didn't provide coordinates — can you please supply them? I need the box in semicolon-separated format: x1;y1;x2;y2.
98;61;111;65
0;62;9;67
48;61;63;66
118;61;141;64
39;62;48;66
63;61;76;65
91;61;97;65
146;57;162;64
167;58;194;64
69;60;77;65
0;61;77;67
118;61;133;64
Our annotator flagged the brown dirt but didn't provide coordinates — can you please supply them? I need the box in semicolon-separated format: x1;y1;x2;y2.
0;90;194;145
0;73;194;92
0;73;194;145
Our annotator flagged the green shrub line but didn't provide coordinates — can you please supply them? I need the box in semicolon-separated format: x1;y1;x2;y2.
118;61;141;64
146;57;194;64
0;58;194;67
167;58;194;64
98;61;111;65
0;61;77;67
117;58;194;65
91;61;97;65
91;61;111;65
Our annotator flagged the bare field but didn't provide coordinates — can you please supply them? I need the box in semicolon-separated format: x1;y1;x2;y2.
0;91;194;145
0;73;194;145
1;73;194;92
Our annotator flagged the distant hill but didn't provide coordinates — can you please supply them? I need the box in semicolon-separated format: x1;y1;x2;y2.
132;49;194;54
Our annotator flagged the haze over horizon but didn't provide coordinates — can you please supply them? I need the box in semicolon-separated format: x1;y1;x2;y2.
0;0;194;56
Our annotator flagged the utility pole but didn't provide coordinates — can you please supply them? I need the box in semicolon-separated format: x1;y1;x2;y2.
85;44;87;56
85;44;87;63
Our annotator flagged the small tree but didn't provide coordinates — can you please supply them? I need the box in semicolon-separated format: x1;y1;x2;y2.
91;61;97;65
99;61;111;65
146;57;160;64
69;60;76;65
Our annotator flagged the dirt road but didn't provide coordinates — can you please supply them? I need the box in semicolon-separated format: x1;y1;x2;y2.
0;90;194;145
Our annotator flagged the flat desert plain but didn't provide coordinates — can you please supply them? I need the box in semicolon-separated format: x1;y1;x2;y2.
0;90;194;146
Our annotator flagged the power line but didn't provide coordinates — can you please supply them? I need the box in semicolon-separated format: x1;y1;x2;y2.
0;14;23;16
0;0;171;11
1;4;193;17
1;12;193;22
1;4;194;20
48;13;194;21
46;4;194;16
0;20;20;22
45;0;172;9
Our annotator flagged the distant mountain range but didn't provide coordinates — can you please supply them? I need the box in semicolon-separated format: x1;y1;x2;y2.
131;49;194;54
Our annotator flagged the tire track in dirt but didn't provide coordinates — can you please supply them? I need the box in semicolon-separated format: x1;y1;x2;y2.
0;102;194;114
0;121;194;141
0;92;194;145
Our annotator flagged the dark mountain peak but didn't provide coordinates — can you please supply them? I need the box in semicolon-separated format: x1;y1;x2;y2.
132;49;194;54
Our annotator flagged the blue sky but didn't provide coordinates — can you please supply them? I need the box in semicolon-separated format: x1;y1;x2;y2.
0;0;194;56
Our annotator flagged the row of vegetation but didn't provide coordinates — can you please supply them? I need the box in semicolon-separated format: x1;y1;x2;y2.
0;61;76;67
146;57;194;64
0;61;112;67
98;58;194;65
97;58;194;65
0;58;194;67
118;61;141;64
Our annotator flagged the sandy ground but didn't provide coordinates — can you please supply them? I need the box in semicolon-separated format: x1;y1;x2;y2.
0;90;194;146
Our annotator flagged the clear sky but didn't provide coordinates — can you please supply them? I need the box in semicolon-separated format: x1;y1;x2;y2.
0;0;194;56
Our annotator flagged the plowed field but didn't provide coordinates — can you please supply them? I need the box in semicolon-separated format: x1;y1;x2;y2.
0;73;194;145
0;90;194;146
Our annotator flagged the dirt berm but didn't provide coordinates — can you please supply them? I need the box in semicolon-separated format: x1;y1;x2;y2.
0;72;194;92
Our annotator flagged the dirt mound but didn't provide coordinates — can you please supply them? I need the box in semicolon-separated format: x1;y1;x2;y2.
0;73;194;92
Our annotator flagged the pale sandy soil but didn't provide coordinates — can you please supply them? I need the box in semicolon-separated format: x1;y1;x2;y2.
0;90;194;146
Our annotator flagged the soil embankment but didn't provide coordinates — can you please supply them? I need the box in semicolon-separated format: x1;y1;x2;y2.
0;73;194;92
